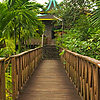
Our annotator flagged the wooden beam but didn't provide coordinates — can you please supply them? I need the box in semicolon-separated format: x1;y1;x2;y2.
38;18;56;20
0;58;5;100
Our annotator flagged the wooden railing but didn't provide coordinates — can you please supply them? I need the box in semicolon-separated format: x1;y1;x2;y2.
0;47;42;100
0;58;5;100
60;48;100;100
11;47;42;100
31;36;47;46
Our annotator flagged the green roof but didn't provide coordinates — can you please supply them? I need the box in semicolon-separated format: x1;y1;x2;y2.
46;0;60;11
38;0;60;20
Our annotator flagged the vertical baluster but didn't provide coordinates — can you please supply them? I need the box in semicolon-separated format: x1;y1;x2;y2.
12;57;16;100
28;52;31;78
34;50;35;68
0;58;5;100
76;56;79;91
68;52;70;77
18;56;21;93
98;66;100;100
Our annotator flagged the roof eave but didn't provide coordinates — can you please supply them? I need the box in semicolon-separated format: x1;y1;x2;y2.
38;18;56;20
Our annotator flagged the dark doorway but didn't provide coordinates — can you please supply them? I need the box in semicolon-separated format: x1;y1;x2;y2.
52;28;55;39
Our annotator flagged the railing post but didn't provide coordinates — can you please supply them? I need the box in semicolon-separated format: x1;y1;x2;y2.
28;52;31;78
11;57;16;100
60;47;100;100
18;56;22;93
36;49;38;67
98;67;100;100
0;58;5;100
10;47;42;100
34;50;36;69
76;56;79;93
41;34;44;47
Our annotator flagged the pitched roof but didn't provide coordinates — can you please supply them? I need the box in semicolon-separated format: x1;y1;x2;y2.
46;0;60;11
38;0;60;20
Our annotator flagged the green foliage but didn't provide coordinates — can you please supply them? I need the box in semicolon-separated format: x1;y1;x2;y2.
59;50;65;56
54;0;100;60
52;0;92;29
56;27;100;60
89;1;100;27
0;39;15;57
0;0;45;55
5;72;12;99
5;63;12;100
0;2;45;98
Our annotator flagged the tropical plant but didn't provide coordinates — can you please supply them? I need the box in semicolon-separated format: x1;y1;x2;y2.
0;0;45;54
89;1;100;27
0;1;45;100
54;0;100;60
52;0;92;29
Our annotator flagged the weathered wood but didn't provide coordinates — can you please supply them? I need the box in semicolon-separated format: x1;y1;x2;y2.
0;58;5;100
98;68;100;100
12;57;17;100
60;48;100;100
11;47;42;100
41;34;44;47
17;60;81;100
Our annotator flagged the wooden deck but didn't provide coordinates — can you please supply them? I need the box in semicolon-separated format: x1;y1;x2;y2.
17;60;81;100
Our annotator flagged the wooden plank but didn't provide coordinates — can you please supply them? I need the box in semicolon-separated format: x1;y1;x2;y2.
98;68;100;100
11;47;42;100
12;57;17;100
17;60;81;100
0;59;5;100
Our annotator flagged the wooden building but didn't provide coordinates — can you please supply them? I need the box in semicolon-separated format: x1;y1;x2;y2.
38;0;60;44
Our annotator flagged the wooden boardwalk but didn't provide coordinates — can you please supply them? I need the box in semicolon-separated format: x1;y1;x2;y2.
17;60;81;100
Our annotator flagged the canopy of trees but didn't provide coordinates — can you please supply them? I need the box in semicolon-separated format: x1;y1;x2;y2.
53;0;100;60
0;0;45;57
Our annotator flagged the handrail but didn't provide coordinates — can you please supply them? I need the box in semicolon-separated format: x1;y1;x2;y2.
11;47;41;57
11;47;42;100
63;48;100;67
0;47;42;100
60;47;100;100
0;58;5;100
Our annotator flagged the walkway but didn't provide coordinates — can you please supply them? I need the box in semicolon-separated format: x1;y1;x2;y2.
17;60;81;100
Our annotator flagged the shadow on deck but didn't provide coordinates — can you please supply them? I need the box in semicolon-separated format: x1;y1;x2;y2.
17;60;81;100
